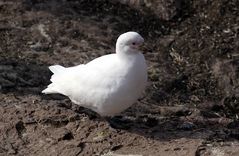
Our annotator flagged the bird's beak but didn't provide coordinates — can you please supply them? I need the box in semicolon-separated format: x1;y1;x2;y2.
138;44;145;51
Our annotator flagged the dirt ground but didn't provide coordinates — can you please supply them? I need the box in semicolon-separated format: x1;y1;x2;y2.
0;0;239;155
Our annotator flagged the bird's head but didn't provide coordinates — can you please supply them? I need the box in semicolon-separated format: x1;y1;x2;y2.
116;32;144;56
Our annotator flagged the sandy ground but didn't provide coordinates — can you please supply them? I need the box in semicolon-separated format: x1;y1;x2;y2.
0;0;239;155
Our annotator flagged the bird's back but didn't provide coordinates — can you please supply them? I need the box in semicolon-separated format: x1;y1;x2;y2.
43;53;147;116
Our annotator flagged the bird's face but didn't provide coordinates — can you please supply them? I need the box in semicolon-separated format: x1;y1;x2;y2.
116;32;144;55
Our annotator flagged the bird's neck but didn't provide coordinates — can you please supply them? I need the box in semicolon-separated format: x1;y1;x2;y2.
116;45;139;59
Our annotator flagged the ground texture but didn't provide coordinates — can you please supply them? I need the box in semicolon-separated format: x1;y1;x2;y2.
0;0;239;155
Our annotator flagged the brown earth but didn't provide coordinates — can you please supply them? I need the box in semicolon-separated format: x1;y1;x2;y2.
0;0;239;156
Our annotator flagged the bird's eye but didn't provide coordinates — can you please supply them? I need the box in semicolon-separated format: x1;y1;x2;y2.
132;42;136;45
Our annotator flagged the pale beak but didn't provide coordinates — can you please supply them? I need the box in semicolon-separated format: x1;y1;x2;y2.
138;44;144;51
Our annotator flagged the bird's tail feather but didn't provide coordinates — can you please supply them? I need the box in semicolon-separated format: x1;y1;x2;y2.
42;87;58;94
49;65;65;75
42;65;66;94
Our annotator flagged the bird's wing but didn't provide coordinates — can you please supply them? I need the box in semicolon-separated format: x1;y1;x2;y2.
43;54;122;109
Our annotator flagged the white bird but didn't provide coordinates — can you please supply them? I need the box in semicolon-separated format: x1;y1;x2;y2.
42;32;147;116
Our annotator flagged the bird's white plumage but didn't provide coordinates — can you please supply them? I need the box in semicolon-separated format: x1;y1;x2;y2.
42;32;147;116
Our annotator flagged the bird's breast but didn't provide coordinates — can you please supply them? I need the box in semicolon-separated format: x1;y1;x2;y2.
94;54;147;116
114;54;147;99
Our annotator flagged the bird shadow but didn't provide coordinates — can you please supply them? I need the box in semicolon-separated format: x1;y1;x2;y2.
52;99;239;142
